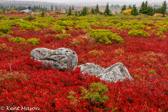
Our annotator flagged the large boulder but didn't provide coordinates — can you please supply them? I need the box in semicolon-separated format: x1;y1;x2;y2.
97;62;132;82
30;47;78;71
78;63;105;76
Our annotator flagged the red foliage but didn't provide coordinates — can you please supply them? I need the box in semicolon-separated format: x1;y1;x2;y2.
0;21;168;111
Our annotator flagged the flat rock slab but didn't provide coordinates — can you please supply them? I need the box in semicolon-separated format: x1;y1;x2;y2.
78;63;105;76
30;47;78;71
98;62;133;83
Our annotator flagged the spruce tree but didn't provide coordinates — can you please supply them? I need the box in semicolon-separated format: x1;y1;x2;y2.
80;6;88;16
154;8;156;13
51;5;53;11
147;6;154;16
121;5;126;13
161;1;167;17
91;8;95;14
139;1;148;14
75;11;78;16
156;8;161;13
128;5;132;9
104;3;111;16
55;6;57;11
67;6;72;16
95;4;99;14
144;1;148;13
72;5;74;10
131;5;138;16
41;8;45;17
139;1;145;13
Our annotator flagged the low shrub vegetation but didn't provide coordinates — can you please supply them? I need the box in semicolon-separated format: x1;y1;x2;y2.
27;38;40;45
9;37;26;43
54;33;71;40
128;29;150;37
81;82;109;105
0;13;167;112
89;29;124;44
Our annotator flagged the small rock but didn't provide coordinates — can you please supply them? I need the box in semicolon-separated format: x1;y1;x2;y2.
30;47;78;71
78;63;105;76
97;62;132;82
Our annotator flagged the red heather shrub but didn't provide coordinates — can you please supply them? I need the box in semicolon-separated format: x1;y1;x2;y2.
0;15;168;111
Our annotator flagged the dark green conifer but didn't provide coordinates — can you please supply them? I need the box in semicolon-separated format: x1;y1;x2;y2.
104;3;111;16
121;5;126;13
131;5;138;16
67;6;72;16
95;4;99;14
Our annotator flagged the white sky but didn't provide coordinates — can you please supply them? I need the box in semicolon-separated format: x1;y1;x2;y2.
13;0;166;4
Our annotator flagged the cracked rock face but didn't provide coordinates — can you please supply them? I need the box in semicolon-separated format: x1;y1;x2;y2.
78;63;105;76
97;62;133;83
30;47;78;71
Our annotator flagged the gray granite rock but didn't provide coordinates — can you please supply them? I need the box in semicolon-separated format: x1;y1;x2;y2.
30;47;78;71
97;62;132;82
78;63;105;76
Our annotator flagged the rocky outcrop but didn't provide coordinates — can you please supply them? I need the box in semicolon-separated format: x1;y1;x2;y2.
97;62;132;82
78;62;132;83
30;47;78;71
78;63;105;76
30;47;132;83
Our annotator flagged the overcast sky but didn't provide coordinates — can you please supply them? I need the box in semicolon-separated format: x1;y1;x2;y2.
13;0;165;4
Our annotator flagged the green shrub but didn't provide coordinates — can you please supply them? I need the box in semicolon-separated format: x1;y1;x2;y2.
0;32;4;35
90;22;102;28
9;16;21;20
132;24;146;30
67;91;78;103
54;34;71;40
146;26;152;30
81;82;109;105
0;25;12;35
32;21;49;28
16;20;36;30
59;17;70;21
159;25;168;32
67;82;109;106
66;26;73;30
9;37;26;43
155;31;163;36
75;22;90;29
52;24;66;33
89;29;124;44
27;38;40;45
0;15;8;20
149;69;155;74
128;30;150;37
112;107;118;111
159;35;167;39
0;20;14;35
24;15;35;21
110;19;120;24
57;20;74;26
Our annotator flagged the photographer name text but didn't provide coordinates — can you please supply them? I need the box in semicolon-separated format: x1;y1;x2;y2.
0;106;40;111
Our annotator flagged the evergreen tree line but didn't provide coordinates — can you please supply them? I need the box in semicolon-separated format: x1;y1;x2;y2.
0;5;48;13
121;0;167;16
67;3;112;16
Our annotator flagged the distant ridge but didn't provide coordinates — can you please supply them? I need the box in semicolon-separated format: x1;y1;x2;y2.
0;0;68;8
0;0;165;7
